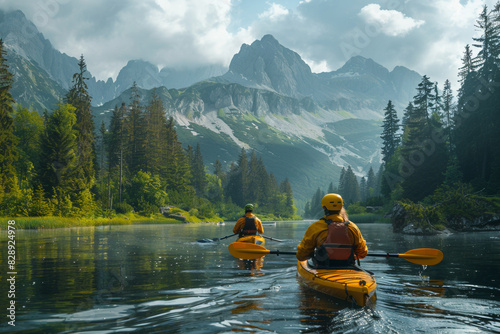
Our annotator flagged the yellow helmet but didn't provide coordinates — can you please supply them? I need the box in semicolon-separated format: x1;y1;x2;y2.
321;194;343;211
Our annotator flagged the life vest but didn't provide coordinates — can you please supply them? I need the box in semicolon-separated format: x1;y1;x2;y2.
312;218;355;267
239;216;258;237
321;218;355;261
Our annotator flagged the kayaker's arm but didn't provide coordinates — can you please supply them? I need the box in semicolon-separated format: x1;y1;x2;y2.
255;217;264;234
233;217;245;234
296;222;326;261
348;221;368;259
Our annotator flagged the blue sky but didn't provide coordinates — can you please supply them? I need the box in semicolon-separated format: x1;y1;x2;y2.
0;0;496;91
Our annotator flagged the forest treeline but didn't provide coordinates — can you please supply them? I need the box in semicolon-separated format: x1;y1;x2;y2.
0;42;297;221
304;4;500;219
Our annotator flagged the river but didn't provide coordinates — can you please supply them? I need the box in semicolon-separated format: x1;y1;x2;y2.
1;221;499;333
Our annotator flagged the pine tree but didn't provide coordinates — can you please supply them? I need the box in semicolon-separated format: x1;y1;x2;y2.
125;82;146;174
279;177;295;218
338;166;360;206
472;5;500;79
97;121;107;197
107;103;127;204
441;80;454;153
327;182;336;193
359;177;367;202
380;100;400;165
0;39;18;203
401;102;414;128
366;166;376;198
144;90;167;176
13;106;44;188
38;104;78;204
65;55;95;190
431;82;442;119
413;75;435;129
454;5;500;190
163;117;192;198
458;44;478;99
191;143;207;196
308;187;324;218
225;149;249;207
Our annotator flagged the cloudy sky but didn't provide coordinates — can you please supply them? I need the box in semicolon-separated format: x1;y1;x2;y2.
0;0;495;91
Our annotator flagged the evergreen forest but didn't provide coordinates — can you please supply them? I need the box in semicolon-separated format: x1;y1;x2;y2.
0;46;297;222
304;5;500;223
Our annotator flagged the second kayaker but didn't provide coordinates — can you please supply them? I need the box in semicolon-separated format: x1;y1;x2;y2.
296;193;368;268
233;203;264;237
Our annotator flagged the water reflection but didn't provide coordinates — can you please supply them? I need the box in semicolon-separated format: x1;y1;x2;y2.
231;294;267;314
1;223;500;333
236;258;264;274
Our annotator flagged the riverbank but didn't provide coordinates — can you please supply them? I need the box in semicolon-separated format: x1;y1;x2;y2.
1;209;225;229
389;195;500;235
2;212;386;230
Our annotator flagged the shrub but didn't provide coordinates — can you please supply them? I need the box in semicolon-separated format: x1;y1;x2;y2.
114;202;134;214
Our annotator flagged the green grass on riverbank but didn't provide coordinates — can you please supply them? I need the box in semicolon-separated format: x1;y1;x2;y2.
1;210;223;229
1;214;178;229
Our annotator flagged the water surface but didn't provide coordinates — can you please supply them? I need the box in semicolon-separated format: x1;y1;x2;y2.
1;222;499;333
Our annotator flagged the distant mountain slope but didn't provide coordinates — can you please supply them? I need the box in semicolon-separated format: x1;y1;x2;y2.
220;35;421;119
93;81;382;207
0;10;227;107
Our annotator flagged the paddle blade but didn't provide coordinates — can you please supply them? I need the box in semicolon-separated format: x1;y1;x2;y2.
399;248;443;266
228;242;270;260
197;238;217;243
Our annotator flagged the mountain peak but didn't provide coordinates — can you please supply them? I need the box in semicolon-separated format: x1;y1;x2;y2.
224;35;315;98
260;34;279;44
336;55;389;79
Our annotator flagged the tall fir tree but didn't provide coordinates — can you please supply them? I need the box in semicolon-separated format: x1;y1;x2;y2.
65;55;96;191
163;117;192;199
226;148;249;207
458;44;477;98
144;91;168;176
366;167;376;198
441;79;454;154
190;143;207;196
0;39;19;204
279;177;295;218
399;76;448;201
472;5;500;79
38;104;78;211
380;100;400;165
13;106;44;188
125;82;146;174
338;166;360;206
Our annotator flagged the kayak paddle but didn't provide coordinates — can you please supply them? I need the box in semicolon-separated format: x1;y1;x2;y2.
368;248;444;266
197;232;237;243
262;235;283;242
228;242;295;259
228;243;443;266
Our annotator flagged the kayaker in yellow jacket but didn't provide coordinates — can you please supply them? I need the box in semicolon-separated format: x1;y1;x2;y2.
233;203;264;237
296;194;368;267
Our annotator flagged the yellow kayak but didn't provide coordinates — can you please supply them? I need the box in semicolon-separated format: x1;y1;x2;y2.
297;260;377;307
235;235;265;246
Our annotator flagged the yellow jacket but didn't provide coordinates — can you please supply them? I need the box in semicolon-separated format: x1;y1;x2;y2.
233;213;264;234
296;214;368;261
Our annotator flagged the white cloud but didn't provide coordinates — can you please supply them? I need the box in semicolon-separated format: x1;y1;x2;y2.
434;0;486;28
1;0;497;93
358;4;425;37
258;3;289;21
304;58;330;73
